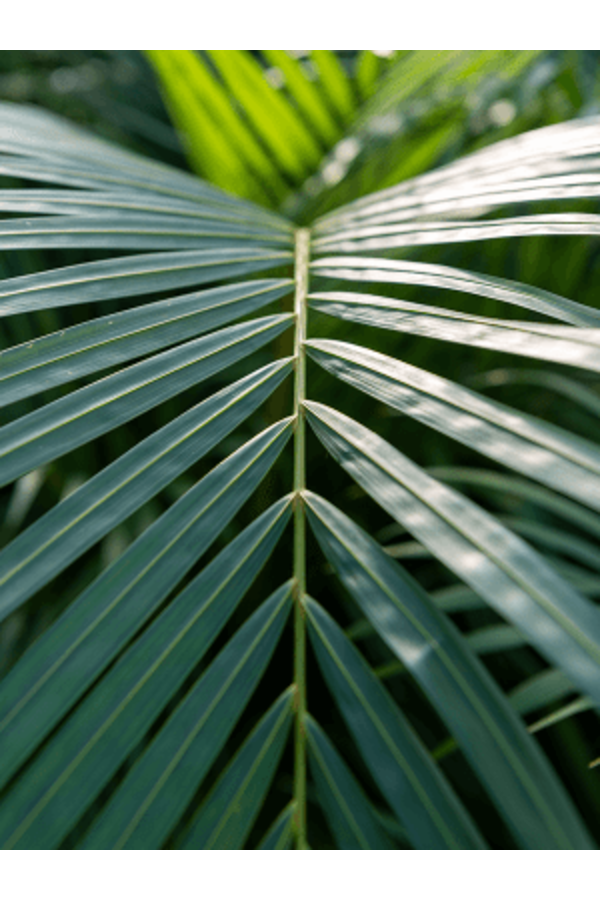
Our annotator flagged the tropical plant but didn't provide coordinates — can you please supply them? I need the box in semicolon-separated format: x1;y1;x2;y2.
0;50;600;850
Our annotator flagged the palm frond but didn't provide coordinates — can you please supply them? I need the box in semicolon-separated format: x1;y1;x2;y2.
306;714;394;850
78;583;292;850
1;52;599;849
306;596;487;850
179;689;294;850
0;496;292;797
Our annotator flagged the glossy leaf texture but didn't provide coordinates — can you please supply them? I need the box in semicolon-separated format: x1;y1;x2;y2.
303;490;594;849
179;689;294;850
305;597;487;850
79;584;292;850
1;53;599;850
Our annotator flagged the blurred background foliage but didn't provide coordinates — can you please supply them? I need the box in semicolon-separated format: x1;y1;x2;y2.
3;51;600;207
1;51;600;848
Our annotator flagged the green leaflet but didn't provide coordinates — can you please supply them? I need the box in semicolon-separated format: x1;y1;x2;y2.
208;51;321;178
0;100;290;227
498;517;600;574
0;499;291;847
145;51;286;204
529;697;596;734
306;339;600;513
79;583;292;850
316;114;600;228
352;51;459;124
0;315;292;488
355;51;384;99
310;52;355;123
261;51;340;145
0;213;292;251
0;360;291;634
314;214;600;252
315;173;600;229
0;279;292;405
256;804;295;850
305;402;600;712
373;623;527;675
305;491;594;850
0;247;292;316
310;256;600;325
309;291;600;372
0;153;284;214
429;561;600;610
510;669;577;717
428;467;600;543
0;188;292;224
180;689;294;849
306;715;393;850
471;368;600;419
0;421;292;796
306;596;487;850
464;623;526;655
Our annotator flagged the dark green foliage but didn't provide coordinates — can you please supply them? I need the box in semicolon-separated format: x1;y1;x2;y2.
0;51;599;850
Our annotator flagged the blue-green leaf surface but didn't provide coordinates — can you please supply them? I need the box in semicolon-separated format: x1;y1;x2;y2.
0;188;291;226
0;100;291;229
314;213;600;253
510;669;577;717
0;247;291;316
305;491;594;849
316;115;600;228
306;596;487;850
0;500;291;850
0;314;292;488
256;804;295;850
311;256;600;326
307;339;600;513
0;279;292;406
0;214;292;251
305;402;600;712
79;582;292;850
0;420;291;817
0;361;291;623
306;715;393;849
309;291;600;371
0;495;291;810
180;689;294;849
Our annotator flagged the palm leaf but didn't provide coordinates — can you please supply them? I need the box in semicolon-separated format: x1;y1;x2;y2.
78;583;291;850
0;497;291;798
179;689;294;850
306;339;600;510
305;402;600;706
305;596;487;850
256;803;296;850
305;715;394;850
0;279;292;403
304;490;594;849
0;52;599;850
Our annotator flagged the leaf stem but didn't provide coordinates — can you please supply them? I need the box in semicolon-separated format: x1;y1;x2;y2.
292;227;310;849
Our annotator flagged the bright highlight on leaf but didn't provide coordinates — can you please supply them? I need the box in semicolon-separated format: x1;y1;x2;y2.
0;51;598;851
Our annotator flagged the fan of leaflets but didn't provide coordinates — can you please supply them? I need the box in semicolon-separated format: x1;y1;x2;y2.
0;54;600;850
